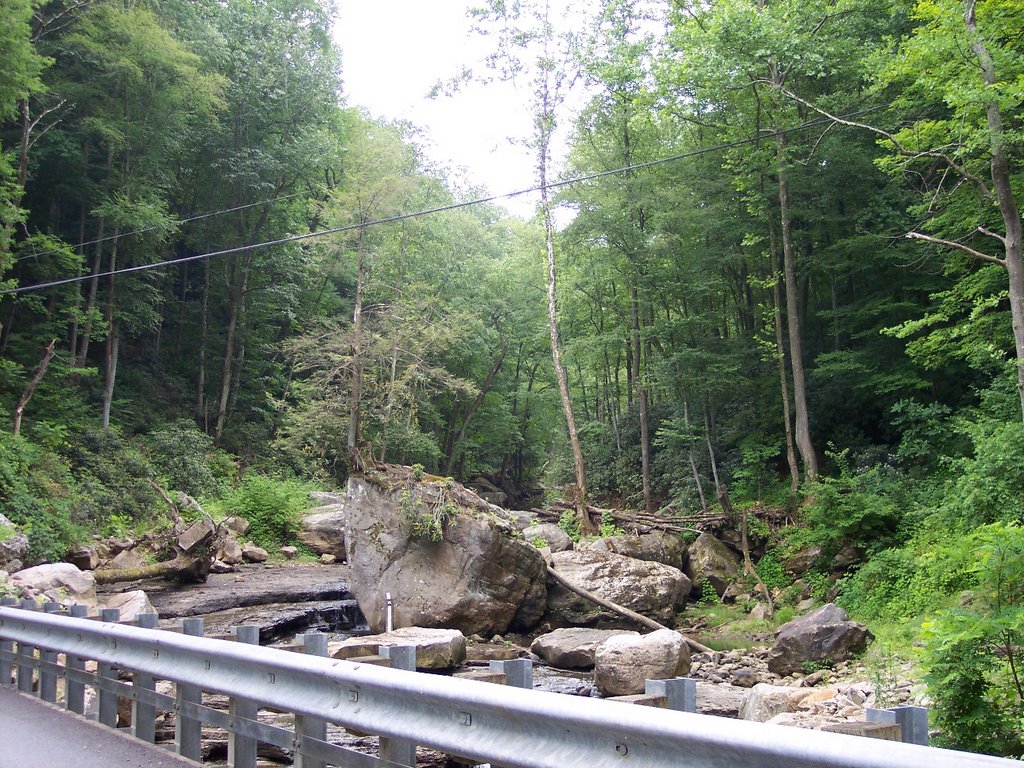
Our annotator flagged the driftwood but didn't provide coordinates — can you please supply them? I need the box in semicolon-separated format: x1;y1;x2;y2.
93;553;211;585
536;500;726;536
546;564;713;655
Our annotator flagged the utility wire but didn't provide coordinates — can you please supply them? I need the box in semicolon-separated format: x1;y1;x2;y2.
13;190;307;262
1;107;882;298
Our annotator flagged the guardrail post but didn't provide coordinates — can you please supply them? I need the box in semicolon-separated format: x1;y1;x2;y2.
17;599;37;694
175;617;204;761
65;604;88;713
38;602;61;703
0;597;20;687
866;706;929;746
646;677;697;713
97;608;121;727
379;645;417;767
228;625;260;768
131;613;159;743
294;633;328;768
488;658;533;689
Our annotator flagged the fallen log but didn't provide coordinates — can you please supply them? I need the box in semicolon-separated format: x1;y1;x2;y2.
545;564;713;655
93;554;211;585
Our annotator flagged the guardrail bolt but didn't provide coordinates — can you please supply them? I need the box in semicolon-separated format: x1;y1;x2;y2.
457;712;472;726
615;744;629;757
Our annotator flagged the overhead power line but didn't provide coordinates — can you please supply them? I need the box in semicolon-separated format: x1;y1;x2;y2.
14;190;307;263
1;107;882;298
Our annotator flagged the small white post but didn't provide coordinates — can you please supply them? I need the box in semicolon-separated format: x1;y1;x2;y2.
385;592;394;632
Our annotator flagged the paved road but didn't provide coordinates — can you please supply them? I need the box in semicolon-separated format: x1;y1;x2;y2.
0;687;200;768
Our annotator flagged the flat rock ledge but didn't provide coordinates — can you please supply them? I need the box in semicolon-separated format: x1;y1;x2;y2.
329;627;467;670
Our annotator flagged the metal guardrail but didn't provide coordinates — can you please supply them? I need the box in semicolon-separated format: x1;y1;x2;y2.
0;601;1019;768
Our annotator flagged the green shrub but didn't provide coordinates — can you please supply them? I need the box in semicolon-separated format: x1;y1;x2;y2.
919;523;1024;756
755;549;788;591
146;421;235;499
0;432;80;562
598;512;625;538
794;448;902;559
558;509;581;542
208;475;314;549
60;427;159;527
939;419;1024;529
699;580;720;606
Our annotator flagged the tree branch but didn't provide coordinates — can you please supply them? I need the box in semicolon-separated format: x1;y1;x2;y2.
765;83;996;202
905;231;1006;267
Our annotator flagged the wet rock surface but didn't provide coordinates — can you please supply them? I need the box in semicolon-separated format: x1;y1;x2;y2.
114;563;354;618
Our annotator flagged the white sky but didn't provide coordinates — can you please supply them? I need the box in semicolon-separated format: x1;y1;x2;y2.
334;1;553;220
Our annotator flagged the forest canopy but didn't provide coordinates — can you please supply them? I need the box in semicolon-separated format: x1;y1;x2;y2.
2;0;1024;754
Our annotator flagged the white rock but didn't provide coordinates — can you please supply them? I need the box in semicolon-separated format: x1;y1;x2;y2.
594;629;691;697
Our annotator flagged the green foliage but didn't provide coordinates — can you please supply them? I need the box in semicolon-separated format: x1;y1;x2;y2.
0;432;79;562
699;580;720;606
557;509;581;543
801;658;833;675
598;512;625;538
755;549;788;592
400;482;458;542
920;523;1024;756
940;419;1024;528
145;421;234;499
793;448;902;559
531;536;548;548
61;428;160;528
208;475;314;550
102;512;134;539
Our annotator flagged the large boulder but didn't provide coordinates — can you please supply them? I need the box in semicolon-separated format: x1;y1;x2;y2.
696;682;749;718
685;533;740;598
739;683;801;722
329;627;466;670
344;475;547;636
545;549;690;629
12;562;97;612
593;629;691;696
531;628;639;670
523;523;573;553
299;502;347;561
0;514;28;571
583;531;687;571
100;590;155;623
767;603;873;675
241;542;269;563
784;546;823;576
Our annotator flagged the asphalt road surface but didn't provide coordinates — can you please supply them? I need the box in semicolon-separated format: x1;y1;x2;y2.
0;686;200;768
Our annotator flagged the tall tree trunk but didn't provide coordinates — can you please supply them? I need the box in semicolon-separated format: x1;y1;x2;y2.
542;187;592;532
347;231;367;467
197;257;209;428
446;342;507;476
100;232;120;430
683;398;707;511
776;134;818;479
215;256;247;443
703;401;723;498
770;218;801;490
68;202;87;359
13;339;56;435
536;49;591;533
964;1;1024;421
101;323;119;430
631;284;653;513
76;220;106;367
